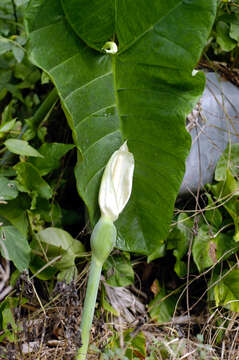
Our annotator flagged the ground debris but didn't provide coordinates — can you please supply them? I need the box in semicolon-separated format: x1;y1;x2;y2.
0;280;82;360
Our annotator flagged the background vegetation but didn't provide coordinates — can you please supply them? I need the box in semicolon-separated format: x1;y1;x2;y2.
1;0;239;359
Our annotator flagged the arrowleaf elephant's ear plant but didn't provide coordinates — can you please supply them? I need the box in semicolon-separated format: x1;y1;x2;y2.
78;142;134;359
24;0;217;259
23;0;216;357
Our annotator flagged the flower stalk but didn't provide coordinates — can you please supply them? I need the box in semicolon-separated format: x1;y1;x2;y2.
77;142;134;360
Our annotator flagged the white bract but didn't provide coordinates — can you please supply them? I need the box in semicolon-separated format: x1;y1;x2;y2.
99;142;134;222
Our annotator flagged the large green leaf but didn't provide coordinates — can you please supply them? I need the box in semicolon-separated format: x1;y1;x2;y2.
216;21;237;52
0;226;30;272
15;162;52;200
25;0;216;256
208;170;239;240
215;144;239;181
30;142;75;176
192;225;215;272
30;227;85;281
0;196;29;237
32;227;85;268
167;213;193;277
214;270;239;312
4;139;43;158
0;176;18;201
149;282;177;323
103;253;134;287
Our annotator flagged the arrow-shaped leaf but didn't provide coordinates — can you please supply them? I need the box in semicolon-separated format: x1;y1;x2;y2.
25;0;216;256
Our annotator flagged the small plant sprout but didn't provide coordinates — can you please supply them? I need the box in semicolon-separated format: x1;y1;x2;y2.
77;142;134;360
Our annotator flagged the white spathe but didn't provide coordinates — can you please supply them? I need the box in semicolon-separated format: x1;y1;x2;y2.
99;142;134;222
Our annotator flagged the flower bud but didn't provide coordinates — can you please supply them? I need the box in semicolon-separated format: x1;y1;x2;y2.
102;41;118;54
99;142;134;222
90;216;116;264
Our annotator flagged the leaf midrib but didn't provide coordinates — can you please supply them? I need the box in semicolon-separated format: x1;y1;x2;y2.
112;54;123;139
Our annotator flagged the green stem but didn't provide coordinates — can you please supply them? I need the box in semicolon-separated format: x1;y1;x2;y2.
30;87;58;129
77;255;103;360
0;147;7;155
77;216;116;360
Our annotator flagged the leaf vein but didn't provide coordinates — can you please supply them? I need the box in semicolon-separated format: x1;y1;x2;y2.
30;18;64;36
64;71;113;101
83;129;119;156
75;104;116;129
119;1;183;54
49;52;80;73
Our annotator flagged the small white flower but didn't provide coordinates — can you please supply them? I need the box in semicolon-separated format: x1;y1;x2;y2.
192;69;198;76
99;142;134;222
102;41;118;54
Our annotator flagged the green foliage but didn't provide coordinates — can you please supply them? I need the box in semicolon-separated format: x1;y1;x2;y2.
0;119;16;137
215;143;239;181
4;2;239;352
214;270;239;312
0;0;81;279
216;21;236;52
192;225;215;273
149;283;177;323
4;138;43;157
168;144;239;313
208;147;239;240
204;193;222;228
0;195;29;236
30;227;85;281
25;0;216;258
0;225;30;271
208;0;239;61
0;296;26;342
0;0;39;101
101;285;119;317
102;329;146;360
15;162;52;202
103;253;134;287
30;142;75;176
0;176;18;200
167;213;193;277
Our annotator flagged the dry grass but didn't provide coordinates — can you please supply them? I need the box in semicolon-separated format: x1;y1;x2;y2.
1;267;239;360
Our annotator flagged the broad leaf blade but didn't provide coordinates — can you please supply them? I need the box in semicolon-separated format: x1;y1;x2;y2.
30;142;75;176
0;226;30;272
61;0;216;57
4;139;43;157
34;227;85;269
25;0;216;256
0;196;29;237
15;162;52;200
61;0;114;50
215;144;239;181
0;177;18;201
192;225;215;272
214;270;239;312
